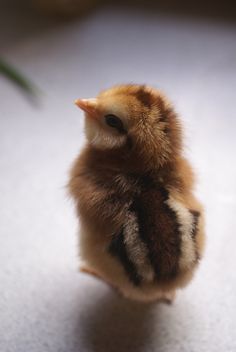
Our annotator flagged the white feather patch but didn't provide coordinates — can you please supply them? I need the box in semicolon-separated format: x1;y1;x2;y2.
123;211;155;282
166;196;197;271
85;118;126;149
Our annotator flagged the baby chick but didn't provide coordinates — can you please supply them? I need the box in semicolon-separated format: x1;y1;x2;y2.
69;84;205;303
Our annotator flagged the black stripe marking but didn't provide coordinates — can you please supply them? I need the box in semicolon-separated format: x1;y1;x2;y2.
130;175;182;281
190;209;201;261
126;135;133;150
135;86;152;108
156;96;167;122
108;228;142;286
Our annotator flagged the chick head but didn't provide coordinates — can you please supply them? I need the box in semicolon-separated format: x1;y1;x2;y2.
75;84;182;167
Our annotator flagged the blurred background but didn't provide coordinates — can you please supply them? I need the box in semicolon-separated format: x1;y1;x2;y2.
0;0;236;351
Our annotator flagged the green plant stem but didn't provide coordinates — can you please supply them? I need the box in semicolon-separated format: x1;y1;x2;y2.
0;59;36;95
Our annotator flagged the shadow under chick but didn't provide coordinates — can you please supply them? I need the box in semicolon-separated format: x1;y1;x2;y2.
78;291;158;352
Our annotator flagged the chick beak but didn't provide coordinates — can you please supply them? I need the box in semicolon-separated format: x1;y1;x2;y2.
74;98;99;119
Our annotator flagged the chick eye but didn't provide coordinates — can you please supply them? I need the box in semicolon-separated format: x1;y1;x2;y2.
104;114;124;131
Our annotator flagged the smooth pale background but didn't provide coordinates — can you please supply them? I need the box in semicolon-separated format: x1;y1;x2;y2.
0;2;236;351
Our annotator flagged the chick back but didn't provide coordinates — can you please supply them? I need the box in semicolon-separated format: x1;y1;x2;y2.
108;173;200;286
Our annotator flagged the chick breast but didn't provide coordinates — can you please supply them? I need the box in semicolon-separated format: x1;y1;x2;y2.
108;174;200;286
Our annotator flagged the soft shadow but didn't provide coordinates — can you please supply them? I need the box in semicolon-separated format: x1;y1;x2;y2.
0;0;97;52
119;0;236;22
79;291;158;352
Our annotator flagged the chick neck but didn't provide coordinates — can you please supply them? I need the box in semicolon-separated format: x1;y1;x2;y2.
85;143;181;178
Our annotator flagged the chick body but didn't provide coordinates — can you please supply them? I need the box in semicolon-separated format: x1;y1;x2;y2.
69;84;205;302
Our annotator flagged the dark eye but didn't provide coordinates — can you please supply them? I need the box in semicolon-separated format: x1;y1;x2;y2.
104;114;125;132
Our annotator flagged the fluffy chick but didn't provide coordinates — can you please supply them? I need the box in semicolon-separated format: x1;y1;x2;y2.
69;84;205;302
